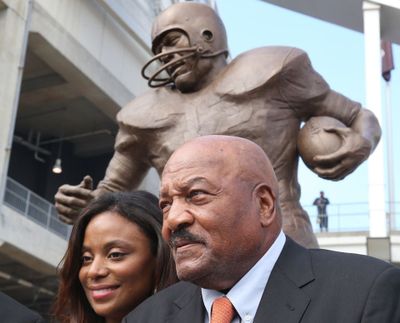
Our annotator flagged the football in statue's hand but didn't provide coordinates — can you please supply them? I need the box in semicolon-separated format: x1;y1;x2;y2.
297;116;345;169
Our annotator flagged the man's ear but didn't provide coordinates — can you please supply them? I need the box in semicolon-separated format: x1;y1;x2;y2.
256;184;276;227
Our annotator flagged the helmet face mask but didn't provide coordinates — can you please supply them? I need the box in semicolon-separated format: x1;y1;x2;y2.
141;3;228;90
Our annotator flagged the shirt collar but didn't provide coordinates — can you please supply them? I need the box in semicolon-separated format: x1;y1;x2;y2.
201;231;286;322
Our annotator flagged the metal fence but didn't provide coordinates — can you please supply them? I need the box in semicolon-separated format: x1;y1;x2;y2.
3;177;71;240
303;201;400;233
3;177;399;237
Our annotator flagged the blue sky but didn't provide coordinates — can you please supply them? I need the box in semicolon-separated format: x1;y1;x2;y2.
216;0;400;229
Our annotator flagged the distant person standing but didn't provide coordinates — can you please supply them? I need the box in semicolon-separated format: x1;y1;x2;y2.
313;191;330;232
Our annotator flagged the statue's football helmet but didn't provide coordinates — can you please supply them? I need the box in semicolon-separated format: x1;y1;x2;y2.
141;2;229;88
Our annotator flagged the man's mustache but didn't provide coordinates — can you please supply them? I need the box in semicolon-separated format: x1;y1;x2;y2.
169;229;204;248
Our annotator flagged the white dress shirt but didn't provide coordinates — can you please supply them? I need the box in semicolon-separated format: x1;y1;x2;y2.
202;231;286;323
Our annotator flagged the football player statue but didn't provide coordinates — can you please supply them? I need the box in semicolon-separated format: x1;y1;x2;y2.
55;2;381;248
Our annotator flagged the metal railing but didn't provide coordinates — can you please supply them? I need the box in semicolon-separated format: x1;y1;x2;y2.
3;177;71;240
3;176;399;237
303;201;400;233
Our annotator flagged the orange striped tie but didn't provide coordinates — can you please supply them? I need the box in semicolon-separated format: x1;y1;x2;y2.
210;296;235;323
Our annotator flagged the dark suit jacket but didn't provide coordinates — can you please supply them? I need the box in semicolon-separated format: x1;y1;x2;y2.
0;292;44;323
123;237;400;323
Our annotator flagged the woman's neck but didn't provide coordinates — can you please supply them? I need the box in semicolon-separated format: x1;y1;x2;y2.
105;316;122;323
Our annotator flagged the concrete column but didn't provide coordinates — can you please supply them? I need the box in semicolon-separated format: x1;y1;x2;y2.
0;0;32;202
363;1;387;237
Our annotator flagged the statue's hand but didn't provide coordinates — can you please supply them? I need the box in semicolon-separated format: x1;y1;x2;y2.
312;127;372;181
55;175;94;224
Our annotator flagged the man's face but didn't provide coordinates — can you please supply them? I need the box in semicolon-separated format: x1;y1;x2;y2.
155;30;214;92
159;148;266;289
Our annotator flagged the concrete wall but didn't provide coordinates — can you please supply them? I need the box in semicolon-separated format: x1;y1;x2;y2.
0;0;31;205
318;232;400;265
0;205;67;273
33;0;152;97
29;0;154;118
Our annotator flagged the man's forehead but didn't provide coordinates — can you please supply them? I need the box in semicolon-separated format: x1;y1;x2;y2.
163;157;216;174
161;174;208;190
166;139;237;166
162;160;216;184
161;154;228;186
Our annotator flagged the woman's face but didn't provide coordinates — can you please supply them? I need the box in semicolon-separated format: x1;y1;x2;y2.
79;211;156;323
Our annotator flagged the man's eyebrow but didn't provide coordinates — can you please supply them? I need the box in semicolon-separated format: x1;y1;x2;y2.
159;176;208;198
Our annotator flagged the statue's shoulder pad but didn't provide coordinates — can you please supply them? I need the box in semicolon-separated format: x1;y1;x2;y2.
116;88;179;129
215;46;307;95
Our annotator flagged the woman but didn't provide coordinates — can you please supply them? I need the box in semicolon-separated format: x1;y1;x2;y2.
53;191;176;323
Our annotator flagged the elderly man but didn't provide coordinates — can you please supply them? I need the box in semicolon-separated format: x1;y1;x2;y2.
123;135;400;323
55;2;381;248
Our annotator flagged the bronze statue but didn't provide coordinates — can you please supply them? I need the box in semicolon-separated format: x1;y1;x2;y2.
55;2;381;248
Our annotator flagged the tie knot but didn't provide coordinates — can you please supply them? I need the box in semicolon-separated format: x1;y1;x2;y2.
211;296;235;323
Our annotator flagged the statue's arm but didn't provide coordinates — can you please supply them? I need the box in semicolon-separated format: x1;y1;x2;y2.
94;123;150;196
279;49;381;180
349;107;381;153
55;123;150;223
310;91;381;180
94;134;149;196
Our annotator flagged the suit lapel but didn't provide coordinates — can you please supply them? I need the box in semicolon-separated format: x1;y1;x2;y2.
254;237;314;323
169;284;205;323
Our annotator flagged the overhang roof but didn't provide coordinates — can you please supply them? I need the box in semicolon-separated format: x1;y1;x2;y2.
261;0;400;45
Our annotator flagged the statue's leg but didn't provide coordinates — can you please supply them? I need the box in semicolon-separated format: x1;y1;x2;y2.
280;201;319;248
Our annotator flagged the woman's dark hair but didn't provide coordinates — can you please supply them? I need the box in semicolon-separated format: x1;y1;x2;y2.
53;191;177;323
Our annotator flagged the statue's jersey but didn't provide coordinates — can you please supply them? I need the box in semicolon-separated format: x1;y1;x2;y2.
109;46;360;244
